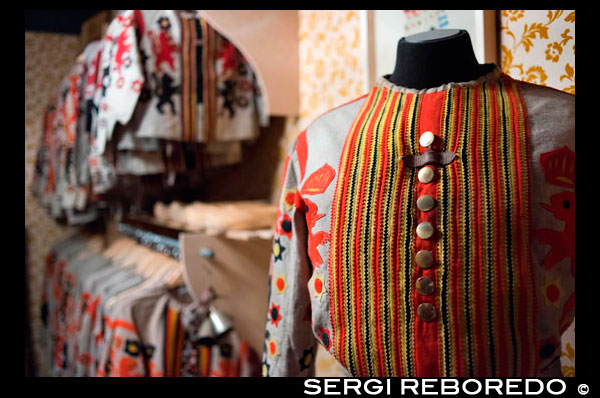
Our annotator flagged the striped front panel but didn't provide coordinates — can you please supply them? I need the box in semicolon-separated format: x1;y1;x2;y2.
327;76;538;376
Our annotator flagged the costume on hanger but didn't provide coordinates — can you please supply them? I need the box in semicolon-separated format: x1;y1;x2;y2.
263;67;574;377
33;9;269;221
41;235;262;377
121;10;266;153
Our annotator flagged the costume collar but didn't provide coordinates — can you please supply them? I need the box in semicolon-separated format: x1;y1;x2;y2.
375;65;503;94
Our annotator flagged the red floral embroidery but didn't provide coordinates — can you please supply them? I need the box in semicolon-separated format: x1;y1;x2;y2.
559;292;575;335
538;146;575;189
131;79;143;92
148;360;163;377
269;302;282;327
318;326;331;350
267;339;279;357
118;356;142;377
114;17;133;76
534;191;575;276
275;209;293;239
535;147;575;277
296;130;308;180
274;275;287;294
282;188;297;212
304;198;330;268
313;274;326;300
148;17;178;73
300;164;335;196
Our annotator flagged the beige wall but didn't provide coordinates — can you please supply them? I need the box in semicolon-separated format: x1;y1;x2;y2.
25;31;80;375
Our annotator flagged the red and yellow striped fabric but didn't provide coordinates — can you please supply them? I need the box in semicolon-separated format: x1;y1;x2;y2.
164;307;185;377
328;75;538;377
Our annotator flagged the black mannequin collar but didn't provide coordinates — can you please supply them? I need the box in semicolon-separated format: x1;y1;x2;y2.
388;30;495;90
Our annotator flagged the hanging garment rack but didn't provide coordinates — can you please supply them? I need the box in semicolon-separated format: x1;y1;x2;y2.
117;215;181;260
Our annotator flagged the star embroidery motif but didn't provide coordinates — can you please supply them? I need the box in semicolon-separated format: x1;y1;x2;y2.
267;338;279;358
269;302;282;327
312;274;326;301
273;238;286;262
299;348;314;371
274;274;287;295
282;188;297;212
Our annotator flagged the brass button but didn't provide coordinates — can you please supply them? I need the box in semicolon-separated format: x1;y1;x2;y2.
416;195;435;212
416;276;435;295
415;250;434;269
419;131;435;147
417;303;436;322
416;222;434;240
418;167;435;184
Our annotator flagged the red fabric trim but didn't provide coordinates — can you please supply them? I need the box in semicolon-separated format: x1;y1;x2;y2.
392;92;414;376
413;90;445;376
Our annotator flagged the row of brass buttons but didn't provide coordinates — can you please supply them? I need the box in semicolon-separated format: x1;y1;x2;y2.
415;131;436;323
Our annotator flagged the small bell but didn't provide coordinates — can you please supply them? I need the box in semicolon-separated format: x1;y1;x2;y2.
209;305;233;336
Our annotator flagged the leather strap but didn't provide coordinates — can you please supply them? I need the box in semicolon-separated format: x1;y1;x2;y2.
401;150;457;168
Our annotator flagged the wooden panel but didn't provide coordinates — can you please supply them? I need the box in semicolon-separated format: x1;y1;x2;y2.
483;10;499;65
180;233;272;357
80;11;111;50
199;10;299;117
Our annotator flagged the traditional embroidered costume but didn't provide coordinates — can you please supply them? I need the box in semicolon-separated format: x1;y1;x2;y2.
263;67;574;377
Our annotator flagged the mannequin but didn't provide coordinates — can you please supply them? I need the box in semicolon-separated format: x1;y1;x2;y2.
388;29;495;89
263;25;574;378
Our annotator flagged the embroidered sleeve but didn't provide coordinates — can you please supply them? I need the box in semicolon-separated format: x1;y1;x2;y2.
95;10;144;155
262;141;317;377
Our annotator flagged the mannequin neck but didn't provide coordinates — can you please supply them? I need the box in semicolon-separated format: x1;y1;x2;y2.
388;30;495;90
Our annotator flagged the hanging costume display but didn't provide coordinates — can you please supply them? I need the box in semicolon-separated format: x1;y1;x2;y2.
263;67;574;377
32;10;268;222
41;235;261;377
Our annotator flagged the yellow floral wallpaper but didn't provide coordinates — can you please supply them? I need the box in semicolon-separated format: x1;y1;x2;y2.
271;10;367;205
500;10;575;377
25;31;79;375
500;10;575;93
